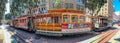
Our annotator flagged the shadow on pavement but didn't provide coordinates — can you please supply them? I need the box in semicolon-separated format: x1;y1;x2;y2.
36;32;98;40
114;38;120;42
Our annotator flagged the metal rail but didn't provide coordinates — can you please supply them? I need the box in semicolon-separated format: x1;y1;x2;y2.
8;31;26;43
8;27;33;43
91;29;118;43
8;27;27;43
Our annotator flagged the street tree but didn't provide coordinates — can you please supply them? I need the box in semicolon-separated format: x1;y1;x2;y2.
10;0;40;17
0;0;7;23
82;0;107;16
0;0;7;18
5;13;12;20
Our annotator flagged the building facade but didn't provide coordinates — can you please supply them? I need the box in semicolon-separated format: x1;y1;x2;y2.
98;0;113;17
113;12;120;22
25;0;84;14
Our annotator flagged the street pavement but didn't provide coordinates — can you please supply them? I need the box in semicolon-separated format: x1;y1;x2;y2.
7;27;98;43
108;29;120;43
78;24;120;43
2;24;120;43
0;29;4;43
77;29;118;43
0;28;12;43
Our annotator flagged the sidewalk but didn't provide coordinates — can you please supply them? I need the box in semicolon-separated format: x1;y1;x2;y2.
0;29;4;43
0;28;12;43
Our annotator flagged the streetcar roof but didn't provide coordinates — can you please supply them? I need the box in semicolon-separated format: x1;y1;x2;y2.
48;9;83;14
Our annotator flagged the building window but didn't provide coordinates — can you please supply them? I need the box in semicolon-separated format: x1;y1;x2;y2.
33;10;36;14
41;0;46;4
77;5;84;10
41;7;47;13
76;0;82;3
39;8;41;13
65;3;73;9
53;3;61;9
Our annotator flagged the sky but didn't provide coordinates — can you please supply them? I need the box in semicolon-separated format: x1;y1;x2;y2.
113;0;120;15
113;0;120;12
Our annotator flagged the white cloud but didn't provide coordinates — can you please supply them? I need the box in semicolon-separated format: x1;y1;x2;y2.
115;11;120;15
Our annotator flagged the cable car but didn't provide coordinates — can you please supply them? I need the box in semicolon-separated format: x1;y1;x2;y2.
34;9;93;36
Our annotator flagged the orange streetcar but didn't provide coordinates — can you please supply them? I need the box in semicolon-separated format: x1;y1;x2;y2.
34;9;93;36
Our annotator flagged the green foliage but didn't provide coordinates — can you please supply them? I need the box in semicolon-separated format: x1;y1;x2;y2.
82;0;107;16
54;0;62;8
5;13;12;20
0;0;7;16
10;0;40;17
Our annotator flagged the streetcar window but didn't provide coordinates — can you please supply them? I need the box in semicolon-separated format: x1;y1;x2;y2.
24;19;26;23
79;16;85;22
41;18;46;24
20;20;21;23
72;16;78;22
39;19;42;22
63;15;69;23
22;19;23;23
54;17;59;23
48;17;53;24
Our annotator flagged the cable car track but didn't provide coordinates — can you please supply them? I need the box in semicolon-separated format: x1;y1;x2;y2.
8;31;26;43
91;29;118;43
8;27;33;43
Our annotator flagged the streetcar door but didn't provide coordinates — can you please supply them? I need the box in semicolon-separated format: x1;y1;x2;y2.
27;17;35;31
